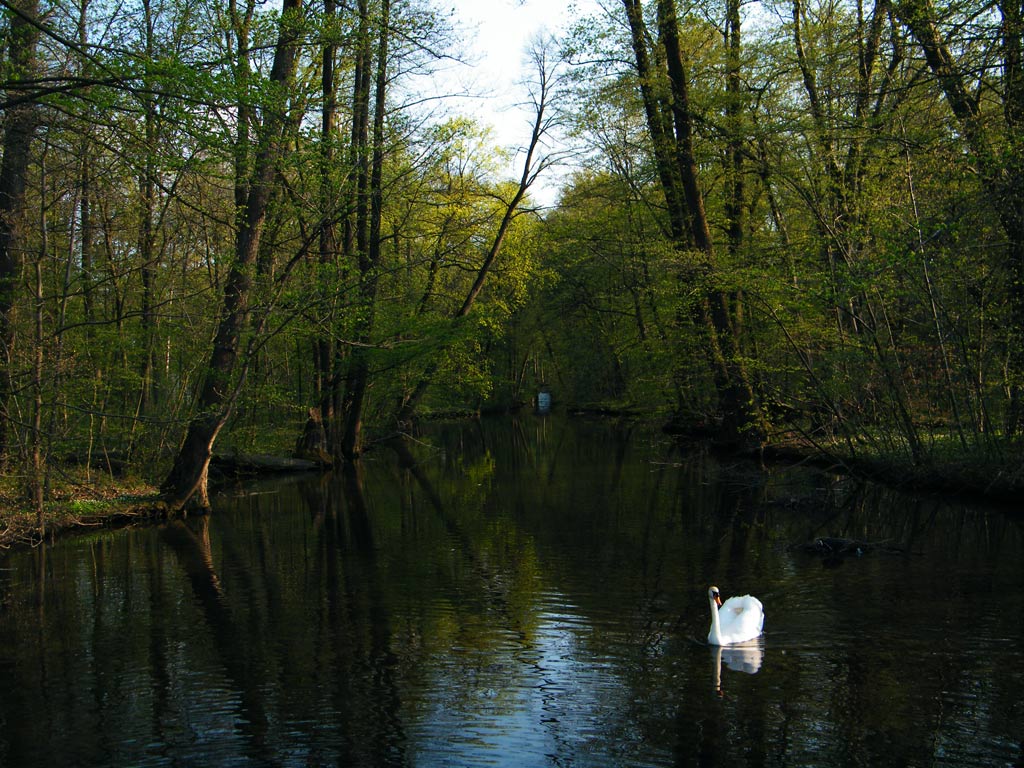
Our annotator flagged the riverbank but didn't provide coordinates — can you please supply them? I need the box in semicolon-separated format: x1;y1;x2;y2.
760;442;1024;504
748;427;1024;506
0;471;164;551
3;419;1021;551
659;411;1024;504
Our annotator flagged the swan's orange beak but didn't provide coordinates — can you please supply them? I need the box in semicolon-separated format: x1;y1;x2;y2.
714;594;722;607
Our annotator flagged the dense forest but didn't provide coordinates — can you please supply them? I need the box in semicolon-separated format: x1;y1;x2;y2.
0;0;1021;514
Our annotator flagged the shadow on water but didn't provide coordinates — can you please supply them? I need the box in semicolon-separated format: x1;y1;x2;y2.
0;415;1023;767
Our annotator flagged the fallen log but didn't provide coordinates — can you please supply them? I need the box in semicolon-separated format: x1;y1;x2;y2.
793;537;905;568
210;453;323;478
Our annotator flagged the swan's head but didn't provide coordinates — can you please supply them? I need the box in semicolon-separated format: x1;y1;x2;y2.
708;586;722;607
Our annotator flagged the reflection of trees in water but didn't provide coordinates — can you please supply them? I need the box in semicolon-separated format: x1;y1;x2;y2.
699;472;1024;766
388;432;654;761
2;417;1022;767
772;474;1023;564
422;421;739;752
301;462;406;765
419;418;1024;766
157;470;409;766
388;436;545;665
123;424;1024;768
160;518;273;758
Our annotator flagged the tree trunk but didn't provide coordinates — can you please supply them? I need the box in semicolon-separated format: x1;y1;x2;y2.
0;0;41;463
724;0;744;263
77;0;96;330
622;0;765;446
316;0;340;435
998;0;1024;433
340;0;388;460
160;0;303;512
621;0;688;242
139;0;159;414
895;0;1024;433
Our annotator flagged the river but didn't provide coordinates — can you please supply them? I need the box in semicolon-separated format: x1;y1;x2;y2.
1;415;1022;766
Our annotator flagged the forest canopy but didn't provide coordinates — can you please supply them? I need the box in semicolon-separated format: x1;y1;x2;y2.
0;0;1021;512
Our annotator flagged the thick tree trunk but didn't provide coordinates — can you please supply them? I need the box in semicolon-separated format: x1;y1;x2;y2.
160;0;303;512
316;0;340;437
621;0;688;242
622;0;765;446
0;0;41;463
340;0;387;460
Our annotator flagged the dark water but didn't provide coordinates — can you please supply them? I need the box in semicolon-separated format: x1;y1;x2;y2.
1;416;1023;767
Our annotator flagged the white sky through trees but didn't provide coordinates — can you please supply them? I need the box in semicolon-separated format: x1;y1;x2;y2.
439;0;592;205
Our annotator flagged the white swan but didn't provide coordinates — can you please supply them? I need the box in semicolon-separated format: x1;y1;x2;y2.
707;585;764;646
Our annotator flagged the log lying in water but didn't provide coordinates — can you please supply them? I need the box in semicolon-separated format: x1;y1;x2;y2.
800;537;870;556
210;453;323;478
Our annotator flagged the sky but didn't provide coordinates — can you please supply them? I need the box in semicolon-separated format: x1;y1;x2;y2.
436;0;599;204
441;0;576;129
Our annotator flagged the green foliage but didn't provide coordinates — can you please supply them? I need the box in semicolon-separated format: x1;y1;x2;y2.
1;0;1021;487
519;0;1024;461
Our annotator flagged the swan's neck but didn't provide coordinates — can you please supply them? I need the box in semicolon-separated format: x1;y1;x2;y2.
708;597;723;645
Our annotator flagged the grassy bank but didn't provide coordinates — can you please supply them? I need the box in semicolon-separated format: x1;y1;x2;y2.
758;431;1024;504
0;470;163;551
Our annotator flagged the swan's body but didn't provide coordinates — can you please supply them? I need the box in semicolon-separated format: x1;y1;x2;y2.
707;586;764;646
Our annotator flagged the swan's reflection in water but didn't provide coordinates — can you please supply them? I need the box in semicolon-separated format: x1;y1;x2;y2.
713;642;763;696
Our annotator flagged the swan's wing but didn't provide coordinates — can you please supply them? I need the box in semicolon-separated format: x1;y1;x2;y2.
742;596;765;632
721;595;762;615
720;595;764;640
